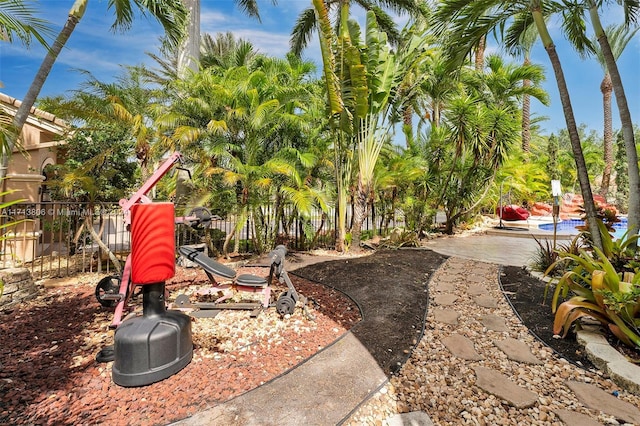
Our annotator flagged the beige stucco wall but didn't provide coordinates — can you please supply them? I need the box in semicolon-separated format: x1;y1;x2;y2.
0;93;68;264
1;92;66;203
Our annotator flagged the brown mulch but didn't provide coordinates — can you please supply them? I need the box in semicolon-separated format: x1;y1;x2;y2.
1;248;633;426
0;264;360;426
291;248;449;375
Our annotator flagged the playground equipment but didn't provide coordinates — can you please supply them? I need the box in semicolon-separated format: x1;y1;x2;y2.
174;244;305;318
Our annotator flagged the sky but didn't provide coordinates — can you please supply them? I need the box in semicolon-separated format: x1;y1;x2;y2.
1;0;639;137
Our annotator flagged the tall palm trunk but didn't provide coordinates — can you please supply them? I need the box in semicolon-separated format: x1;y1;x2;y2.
178;0;200;78
521;59;532;154
474;35;486;71
587;1;639;238
531;1;602;251
313;0;347;251
600;72;613;197
1;1;86;185
350;177;369;249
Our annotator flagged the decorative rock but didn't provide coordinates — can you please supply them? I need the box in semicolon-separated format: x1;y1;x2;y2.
433;294;458;306
493;338;542;365
473;295;499;309
577;327;640;396
432;309;459;325
0;267;36;310
479;314;509;332
386;411;434;426
566;380;640;424
606;360;640;397
553;409;601;426
442;334;483;360
584;342;628;371
473;367;538;408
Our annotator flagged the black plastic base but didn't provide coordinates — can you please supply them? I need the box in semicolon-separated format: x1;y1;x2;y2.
112;310;193;387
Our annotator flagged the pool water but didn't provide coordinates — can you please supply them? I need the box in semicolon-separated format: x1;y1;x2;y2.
539;218;629;239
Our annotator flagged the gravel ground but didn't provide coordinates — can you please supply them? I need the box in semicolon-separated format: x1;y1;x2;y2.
344;257;640;425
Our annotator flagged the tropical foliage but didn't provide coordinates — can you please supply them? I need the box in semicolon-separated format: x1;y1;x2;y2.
549;221;640;349
6;1;638;258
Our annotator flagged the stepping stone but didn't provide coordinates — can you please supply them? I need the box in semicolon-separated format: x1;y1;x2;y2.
493;338;542;365
437;273;460;282
442;334;483;360
473;367;538;408
467;284;486;296
480;314;509;332
434;281;456;292
467;275;486;284
386;411;433;426
433;294;457;306
553;409;601;426
474;295;499;308
433;309;459;325
566;380;640;425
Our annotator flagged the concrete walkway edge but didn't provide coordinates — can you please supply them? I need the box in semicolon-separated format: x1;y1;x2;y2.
171;332;388;426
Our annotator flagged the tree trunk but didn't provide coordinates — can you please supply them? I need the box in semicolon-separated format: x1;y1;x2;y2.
1;6;83;185
588;3;640;239
531;3;602;251
350;178;369;251
85;216;122;275
600;73;613;198
475;35;486;71
178;0;200;79
521;58;532;154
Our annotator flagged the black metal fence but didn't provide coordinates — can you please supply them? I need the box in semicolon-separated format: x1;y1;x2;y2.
1;201;403;280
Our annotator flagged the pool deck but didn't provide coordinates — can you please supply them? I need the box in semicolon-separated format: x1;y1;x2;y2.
484;215;580;240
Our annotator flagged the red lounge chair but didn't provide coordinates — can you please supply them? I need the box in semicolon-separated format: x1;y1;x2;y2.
496;205;530;221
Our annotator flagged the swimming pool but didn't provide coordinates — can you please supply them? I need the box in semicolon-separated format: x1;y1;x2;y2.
539;218;629;239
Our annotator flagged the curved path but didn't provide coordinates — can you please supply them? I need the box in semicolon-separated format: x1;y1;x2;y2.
173;241;640;426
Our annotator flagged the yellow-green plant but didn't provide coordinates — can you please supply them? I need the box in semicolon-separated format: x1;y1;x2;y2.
550;221;640;349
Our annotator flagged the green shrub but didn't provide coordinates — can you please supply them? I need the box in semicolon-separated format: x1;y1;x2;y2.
379;228;419;249
548;220;640;349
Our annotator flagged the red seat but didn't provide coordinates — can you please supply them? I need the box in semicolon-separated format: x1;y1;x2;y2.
497;205;530;221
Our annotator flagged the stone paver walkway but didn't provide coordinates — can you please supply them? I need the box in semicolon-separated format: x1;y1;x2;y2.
408;258;640;425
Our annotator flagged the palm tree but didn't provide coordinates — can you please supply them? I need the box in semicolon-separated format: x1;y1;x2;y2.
591;24;639;199
516;23;540;154
582;0;640;239
200;32;261;71
434;0;604;251
0;0;53;156
0;0;52;48
430;52;540;233
1;0;188;183
418;51;462;129
177;0;277;77
290;0;427;56
153;52;320;253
